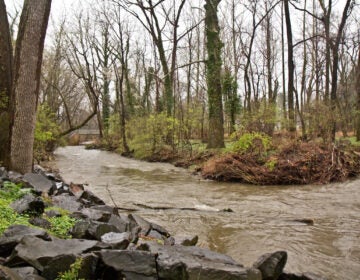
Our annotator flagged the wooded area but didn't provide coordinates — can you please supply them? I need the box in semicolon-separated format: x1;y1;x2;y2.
0;0;359;181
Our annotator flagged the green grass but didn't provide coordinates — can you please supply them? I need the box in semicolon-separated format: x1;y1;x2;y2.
0;182;77;238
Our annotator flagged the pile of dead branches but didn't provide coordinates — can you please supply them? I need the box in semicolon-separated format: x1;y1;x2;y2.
201;142;360;185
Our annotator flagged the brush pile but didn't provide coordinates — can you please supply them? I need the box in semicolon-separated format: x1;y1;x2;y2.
201;142;360;185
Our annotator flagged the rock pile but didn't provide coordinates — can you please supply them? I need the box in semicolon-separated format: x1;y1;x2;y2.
0;166;327;280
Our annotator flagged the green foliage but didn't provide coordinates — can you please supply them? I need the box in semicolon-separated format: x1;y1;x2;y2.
46;214;77;239
222;69;241;117
265;158;277;171
0;182;31;234
227;132;272;155
127;112;180;159
34;104;62;161
56;258;84;280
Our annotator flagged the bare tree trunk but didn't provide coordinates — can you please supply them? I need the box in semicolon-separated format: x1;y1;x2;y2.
356;46;360;141
284;0;296;132
10;0;52;173
0;0;13;167
205;0;224;149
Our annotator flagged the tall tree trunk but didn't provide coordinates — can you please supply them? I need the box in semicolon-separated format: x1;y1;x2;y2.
356;46;360;141
0;0;13;167
10;0;52;174
284;0;296;132
205;0;224;149
329;0;353;141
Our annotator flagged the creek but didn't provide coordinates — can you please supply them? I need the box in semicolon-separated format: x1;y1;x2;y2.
54;146;360;279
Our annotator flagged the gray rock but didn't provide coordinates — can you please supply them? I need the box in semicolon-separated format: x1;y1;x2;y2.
150;222;170;237
11;266;38;278
0;265;23;280
88;222;120;240
174;235;199;246
44;210;61;218
70;220;92;239
23;275;46;280
91;205;119;215
147;243;261;280
80;190;105;206
41;254;77;280
128;214;151;236
0;167;7;179
0;225;50;257
10;194;45;215
108;214;128;233
8;171;22;182
28;217;52;230
77;208;112;222
253;251;287;280
101;232;130;249
77;253;99;280
51;194;82;212
99;250;157;277
5;236;101;271
22;173;54;195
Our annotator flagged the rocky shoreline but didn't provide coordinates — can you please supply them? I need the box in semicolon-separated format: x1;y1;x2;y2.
0;166;327;280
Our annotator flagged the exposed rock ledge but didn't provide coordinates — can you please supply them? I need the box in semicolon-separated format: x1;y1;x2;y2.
0;166;327;280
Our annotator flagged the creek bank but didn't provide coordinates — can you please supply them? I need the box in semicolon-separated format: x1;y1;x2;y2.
0;166;327;279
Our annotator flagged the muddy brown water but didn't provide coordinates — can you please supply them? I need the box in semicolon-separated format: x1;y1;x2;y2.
54;146;360;279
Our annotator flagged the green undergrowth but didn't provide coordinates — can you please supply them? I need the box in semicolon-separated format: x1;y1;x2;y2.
56;258;84;280
0;182;76;238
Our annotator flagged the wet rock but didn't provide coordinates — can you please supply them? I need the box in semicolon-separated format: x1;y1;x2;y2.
253;251;287;280
99;250;157;278
278;272;328;280
129;214;151;235
51;194;82;212
0;225;50;257
22;173;55;195
88;222;121;240
174;235;199;246
0;265;23;280
10;194;45;216
107;214;128;233
28;217;52;230
42;255;76;280
5;236;100;271
147;243;261;280
80;190;105;206
146;230;165;241
100;232;130;249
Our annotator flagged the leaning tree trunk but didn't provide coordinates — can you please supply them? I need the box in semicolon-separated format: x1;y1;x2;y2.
0;0;13;167
205;0;225;149
10;0;52;174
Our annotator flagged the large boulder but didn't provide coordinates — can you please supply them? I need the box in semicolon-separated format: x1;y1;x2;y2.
146;243;261;280
253;251;288;280
22;173;55;195
79;190;105;206
51;194;82;212
41;255;77;280
107;214;129;233
0;225;50;257
0;265;23;280
10;194;45;216
99;250;158;279
5;236;102;271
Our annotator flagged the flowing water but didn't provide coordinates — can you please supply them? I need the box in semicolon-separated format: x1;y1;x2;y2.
54;146;360;279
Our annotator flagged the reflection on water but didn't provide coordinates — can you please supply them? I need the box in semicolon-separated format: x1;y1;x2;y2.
54;146;360;279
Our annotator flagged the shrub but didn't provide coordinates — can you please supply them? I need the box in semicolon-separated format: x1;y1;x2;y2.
227;132;272;156
56;258;84;280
